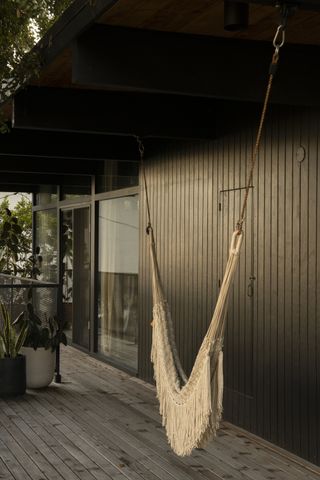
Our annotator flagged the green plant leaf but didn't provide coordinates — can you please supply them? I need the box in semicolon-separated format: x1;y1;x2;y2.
12;311;25;326
11;223;22;233
0;302;28;357
2;221;11;232
15;321;28;353
1;303;11;355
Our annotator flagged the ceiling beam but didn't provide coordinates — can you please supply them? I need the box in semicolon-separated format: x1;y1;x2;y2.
0;184;37;193
72;24;320;107
0;154;101;175
1;126;140;161
0;172;91;187
12;86;254;140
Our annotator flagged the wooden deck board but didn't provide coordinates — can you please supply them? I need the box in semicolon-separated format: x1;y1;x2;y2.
0;346;319;480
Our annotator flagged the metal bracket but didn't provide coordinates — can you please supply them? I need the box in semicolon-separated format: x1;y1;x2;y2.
275;2;298;29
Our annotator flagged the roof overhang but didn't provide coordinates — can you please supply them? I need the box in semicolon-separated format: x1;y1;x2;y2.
1;0;320;178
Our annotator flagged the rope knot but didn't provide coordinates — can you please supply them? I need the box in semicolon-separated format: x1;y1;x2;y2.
236;221;244;234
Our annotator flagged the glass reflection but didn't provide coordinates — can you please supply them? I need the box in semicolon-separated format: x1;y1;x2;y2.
98;196;138;370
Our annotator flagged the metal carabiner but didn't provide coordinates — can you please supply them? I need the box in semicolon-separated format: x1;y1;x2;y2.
273;25;285;54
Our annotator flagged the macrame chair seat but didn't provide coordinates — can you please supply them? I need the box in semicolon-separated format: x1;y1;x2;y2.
149;229;243;456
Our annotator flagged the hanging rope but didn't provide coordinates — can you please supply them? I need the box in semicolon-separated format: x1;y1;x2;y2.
136;136;188;385
136;136;153;236
137;18;288;235
237;17;287;231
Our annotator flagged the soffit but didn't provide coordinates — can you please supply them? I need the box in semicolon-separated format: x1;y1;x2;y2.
98;0;320;46
30;0;320;90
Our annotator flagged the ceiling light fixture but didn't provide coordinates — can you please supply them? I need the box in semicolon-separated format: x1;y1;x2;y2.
224;1;249;31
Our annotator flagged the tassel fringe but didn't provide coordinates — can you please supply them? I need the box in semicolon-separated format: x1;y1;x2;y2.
149;231;243;456
151;302;224;456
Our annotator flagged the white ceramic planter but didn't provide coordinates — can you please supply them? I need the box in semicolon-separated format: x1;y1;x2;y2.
21;347;55;389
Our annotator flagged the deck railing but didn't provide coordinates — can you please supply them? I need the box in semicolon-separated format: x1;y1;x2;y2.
0;274;61;381
0;273;58;322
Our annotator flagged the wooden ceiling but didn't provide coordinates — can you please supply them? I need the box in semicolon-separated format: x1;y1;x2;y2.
98;0;320;46
32;0;320;91
33;49;72;89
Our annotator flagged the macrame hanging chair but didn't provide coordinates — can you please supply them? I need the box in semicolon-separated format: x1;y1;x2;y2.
138;14;288;457
149;228;242;456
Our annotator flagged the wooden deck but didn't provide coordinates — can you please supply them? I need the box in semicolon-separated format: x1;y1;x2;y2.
0;347;319;480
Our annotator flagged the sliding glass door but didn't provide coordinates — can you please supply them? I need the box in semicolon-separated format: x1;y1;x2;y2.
61;207;91;350
97;195;138;371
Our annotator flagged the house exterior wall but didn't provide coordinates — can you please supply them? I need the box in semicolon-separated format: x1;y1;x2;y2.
138;104;320;465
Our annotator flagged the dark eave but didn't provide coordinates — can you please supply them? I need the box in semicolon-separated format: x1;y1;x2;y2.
12;87;262;140
0;128;139;162
38;0;119;69
2;0;320;145
70;24;320;107
0;0;119;112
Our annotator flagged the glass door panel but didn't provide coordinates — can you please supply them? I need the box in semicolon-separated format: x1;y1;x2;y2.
35;209;58;283
61;210;73;341
61;207;90;350
98;195;138;370
73;207;90;349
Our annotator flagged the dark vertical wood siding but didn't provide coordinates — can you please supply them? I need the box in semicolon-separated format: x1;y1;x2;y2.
138;105;320;466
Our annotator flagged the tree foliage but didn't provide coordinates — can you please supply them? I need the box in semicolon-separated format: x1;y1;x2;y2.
0;195;40;277
0;0;72;129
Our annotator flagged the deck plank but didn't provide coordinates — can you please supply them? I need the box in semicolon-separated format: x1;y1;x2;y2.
25;392;162;480
0;423;46;480
0;346;319;480
0;431;33;480
8;398;97;480
0;457;15;480
41;370;242;479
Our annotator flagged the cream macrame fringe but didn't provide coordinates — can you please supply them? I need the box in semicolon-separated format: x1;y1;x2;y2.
149;230;243;456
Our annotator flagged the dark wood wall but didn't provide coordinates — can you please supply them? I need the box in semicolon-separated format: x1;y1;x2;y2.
138;104;320;465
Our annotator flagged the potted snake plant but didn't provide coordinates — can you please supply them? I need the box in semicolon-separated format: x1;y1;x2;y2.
0;303;28;396
20;302;67;388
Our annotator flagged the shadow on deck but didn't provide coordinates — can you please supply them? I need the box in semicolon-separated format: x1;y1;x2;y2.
0;346;319;480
